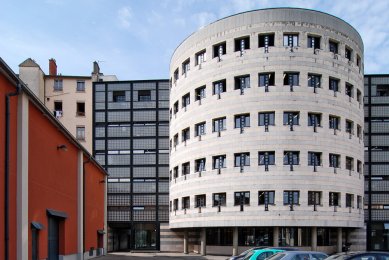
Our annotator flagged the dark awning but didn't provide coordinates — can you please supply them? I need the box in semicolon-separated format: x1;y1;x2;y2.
46;209;68;219
31;222;44;230
97;229;106;234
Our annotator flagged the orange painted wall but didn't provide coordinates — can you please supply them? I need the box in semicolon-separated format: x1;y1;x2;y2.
28;101;79;259
84;156;106;251
0;73;18;260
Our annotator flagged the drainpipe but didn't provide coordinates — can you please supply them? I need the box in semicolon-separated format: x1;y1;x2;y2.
4;84;21;260
83;156;91;258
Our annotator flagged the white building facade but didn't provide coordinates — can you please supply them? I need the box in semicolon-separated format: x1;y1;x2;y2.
169;8;365;255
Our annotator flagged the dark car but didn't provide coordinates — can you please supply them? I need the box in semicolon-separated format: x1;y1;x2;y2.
325;252;389;260
266;250;328;260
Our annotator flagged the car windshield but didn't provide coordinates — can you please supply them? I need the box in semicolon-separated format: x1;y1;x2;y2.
267;253;286;260
244;251;255;260
312;253;328;260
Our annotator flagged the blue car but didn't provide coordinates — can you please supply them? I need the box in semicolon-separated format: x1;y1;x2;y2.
244;248;285;260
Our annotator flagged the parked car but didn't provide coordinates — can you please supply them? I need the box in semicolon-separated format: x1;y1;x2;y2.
325;252;389;260
227;247;268;260
243;248;286;260
266;250;328;260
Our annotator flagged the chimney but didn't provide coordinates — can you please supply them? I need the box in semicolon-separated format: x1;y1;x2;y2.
93;61;100;75
49;58;57;76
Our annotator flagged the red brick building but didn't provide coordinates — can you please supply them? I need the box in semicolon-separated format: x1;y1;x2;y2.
0;57;107;259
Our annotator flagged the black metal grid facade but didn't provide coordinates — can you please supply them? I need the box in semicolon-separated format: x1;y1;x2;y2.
93;80;169;250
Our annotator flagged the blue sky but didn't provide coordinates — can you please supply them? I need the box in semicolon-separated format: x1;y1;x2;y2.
1;0;389;79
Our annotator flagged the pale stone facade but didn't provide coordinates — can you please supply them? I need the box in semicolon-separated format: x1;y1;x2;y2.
169;8;365;255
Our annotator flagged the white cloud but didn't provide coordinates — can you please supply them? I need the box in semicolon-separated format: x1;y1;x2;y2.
117;6;132;29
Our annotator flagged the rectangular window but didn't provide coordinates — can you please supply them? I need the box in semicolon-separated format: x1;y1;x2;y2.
76;80;85;91
76;126;85;140
357;195;362;209
234;153;250;167
213;117;226;132
173;166;179;178
283;34;298;47
234;75;250;91
258;72;275;87
213;41;226;58
173;134;179;147
234;36;250;52
283;112;300;125
346;193;354;208
213;80;226;95
258;151;275;165
173;199;178;210
308;152;321;166
194;122;206;136
283;72;299;86
76;102;85;116
113;91;126;102
195;158;206;172
54;101;63;112
213;193;226;207
258;191;275;205
346;156;354;171
308;113;322;127
357;160;362;174
258;112;275;126
173;101;179;114
173;68;179;83
182;59;190;75
195;85;206;101
329;40;338;54
345;47;353;61
308;74;321;88
329;192;340;206
308;191;321;205
182;196;190;209
376;85;389;96
138;90;151;101
307;35;320;49
213;155;226;169
345;83;354;98
283;191;299;205
329;115;340;130
195;194;206;208
54;79;63;91
258;33;275;48
346;120;354;135
195;49;206;66
182;128;190;142
182;93;190;109
283;151;299;165
329;78;340;92
357;90;362;104
329;153;340;168
182;162;190;175
234;114;250;129
234;192;250;205
357;55;361;70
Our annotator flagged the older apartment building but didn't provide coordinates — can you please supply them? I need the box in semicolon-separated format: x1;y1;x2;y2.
18;58;117;153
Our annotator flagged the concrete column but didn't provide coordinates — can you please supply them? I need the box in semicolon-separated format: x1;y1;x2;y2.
233;227;238;256
77;151;84;259
337;228;342;253
273;227;279;247
184;230;189;254
311;227;317;251
17;93;29;260
200;228;206;256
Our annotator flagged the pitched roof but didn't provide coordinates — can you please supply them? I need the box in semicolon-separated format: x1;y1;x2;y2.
19;58;41;68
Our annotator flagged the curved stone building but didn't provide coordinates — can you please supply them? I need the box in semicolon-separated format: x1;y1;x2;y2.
169;8;364;255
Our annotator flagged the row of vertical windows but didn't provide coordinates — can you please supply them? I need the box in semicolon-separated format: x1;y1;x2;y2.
171;74;361;115
171;191;363;211
172;32;362;83
171;152;362;177
171;112;362;145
